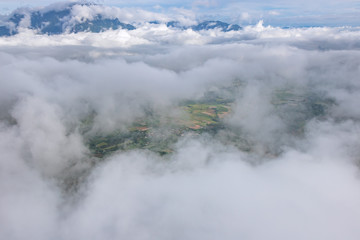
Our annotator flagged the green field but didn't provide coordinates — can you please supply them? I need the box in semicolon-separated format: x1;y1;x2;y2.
84;84;334;158
86;102;231;157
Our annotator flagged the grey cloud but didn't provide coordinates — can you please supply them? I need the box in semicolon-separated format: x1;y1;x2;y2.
1;21;360;240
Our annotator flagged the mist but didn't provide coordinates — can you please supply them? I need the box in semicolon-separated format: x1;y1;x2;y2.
1;6;360;240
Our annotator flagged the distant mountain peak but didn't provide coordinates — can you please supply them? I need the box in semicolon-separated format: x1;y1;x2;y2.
0;3;242;37
165;20;242;32
0;2;135;36
192;20;242;32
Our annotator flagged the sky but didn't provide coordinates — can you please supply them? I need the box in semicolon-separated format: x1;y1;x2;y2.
0;0;359;26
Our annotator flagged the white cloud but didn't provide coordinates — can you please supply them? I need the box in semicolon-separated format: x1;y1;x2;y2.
1;22;360;51
192;0;218;8
1;14;360;240
268;10;280;16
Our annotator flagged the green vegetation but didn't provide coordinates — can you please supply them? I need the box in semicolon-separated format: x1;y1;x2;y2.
181;104;229;129
84;83;334;158
86;102;230;158
272;88;335;134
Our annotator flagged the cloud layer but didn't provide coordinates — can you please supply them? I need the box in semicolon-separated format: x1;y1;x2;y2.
1;16;360;240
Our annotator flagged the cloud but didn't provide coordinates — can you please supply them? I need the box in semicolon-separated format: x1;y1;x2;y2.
240;12;251;21
62;137;360;240
68;4;174;24
1;14;360;240
192;0;218;8
268;10;280;16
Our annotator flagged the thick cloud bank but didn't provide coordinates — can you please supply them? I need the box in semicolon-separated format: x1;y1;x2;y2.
1;16;360;240
1;21;360;50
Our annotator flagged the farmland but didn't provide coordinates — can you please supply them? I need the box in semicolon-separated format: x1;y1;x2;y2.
84;83;334;158
86;102;231;157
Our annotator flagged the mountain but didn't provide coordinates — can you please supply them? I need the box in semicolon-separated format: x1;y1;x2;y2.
165;20;242;32
0;3;136;36
0;3;242;37
71;16;135;33
191;21;242;32
0;26;11;36
29;8;72;34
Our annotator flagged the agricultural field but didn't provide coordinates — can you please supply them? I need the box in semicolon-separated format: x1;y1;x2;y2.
272;88;334;134
84;84;334;158
86;102;231;158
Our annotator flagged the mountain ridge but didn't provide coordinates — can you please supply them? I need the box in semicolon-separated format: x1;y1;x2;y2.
0;2;242;36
